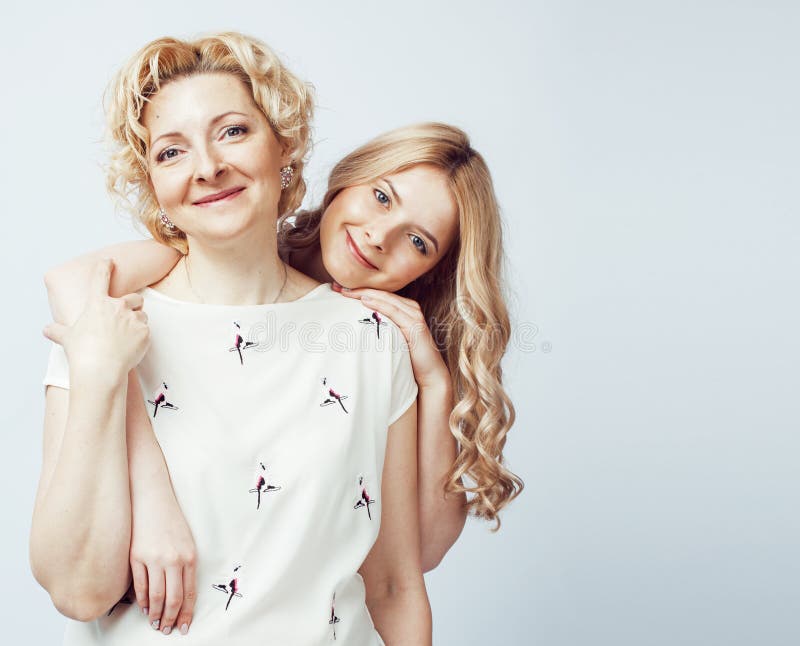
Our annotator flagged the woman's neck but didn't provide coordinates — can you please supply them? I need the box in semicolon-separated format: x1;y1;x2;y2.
159;231;291;305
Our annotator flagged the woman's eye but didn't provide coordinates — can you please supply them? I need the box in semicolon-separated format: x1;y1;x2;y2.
157;148;180;162
224;125;247;138
374;189;390;206
409;234;428;255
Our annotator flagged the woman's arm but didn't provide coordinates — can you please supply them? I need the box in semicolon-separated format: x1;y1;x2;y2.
45;245;198;635
45;239;181;324
335;286;468;571
359;401;432;645
30;261;149;621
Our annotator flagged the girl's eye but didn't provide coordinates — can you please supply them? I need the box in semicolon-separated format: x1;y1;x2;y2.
409;234;428;255
157;147;180;162
374;189;390;206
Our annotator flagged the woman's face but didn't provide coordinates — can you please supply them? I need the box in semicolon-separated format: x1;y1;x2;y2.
143;73;288;246
319;164;459;292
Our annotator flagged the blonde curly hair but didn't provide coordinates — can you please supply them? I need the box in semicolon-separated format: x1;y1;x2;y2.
279;123;523;527
105;32;314;254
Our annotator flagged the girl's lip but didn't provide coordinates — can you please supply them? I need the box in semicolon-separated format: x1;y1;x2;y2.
346;231;377;269
193;187;245;205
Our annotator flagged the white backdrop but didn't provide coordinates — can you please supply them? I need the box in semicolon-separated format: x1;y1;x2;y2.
2;1;798;644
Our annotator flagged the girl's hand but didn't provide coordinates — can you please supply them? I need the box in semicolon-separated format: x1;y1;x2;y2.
333;283;449;389
130;482;197;636
43;259;149;383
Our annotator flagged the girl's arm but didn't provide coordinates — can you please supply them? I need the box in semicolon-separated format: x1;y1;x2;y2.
335;286;467;571
45;239;181;324
359;401;432;645
415;374;467;571
30;261;148;620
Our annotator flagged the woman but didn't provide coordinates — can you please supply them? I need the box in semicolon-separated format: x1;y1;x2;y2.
46;124;524;633
31;32;430;644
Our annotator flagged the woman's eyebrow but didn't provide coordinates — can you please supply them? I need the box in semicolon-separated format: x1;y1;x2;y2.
150;111;252;149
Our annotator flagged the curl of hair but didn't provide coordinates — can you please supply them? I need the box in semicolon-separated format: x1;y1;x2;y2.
278;123;523;528
105;32;314;254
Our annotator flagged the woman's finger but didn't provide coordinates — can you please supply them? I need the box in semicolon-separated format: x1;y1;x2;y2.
147;568;166;630
42;322;68;346
159;566;183;635
131;561;149;616
120;293;144;311
174;558;197;635
134;310;148;324
89;258;113;299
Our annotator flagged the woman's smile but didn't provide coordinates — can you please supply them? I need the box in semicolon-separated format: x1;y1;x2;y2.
192;186;246;206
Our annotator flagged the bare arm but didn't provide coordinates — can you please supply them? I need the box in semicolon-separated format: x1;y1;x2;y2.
45;239;181;324
31;379;133;621
45;246;198;634
359;401;432;645
30;261;149;620
334;286;468;571
416;376;467;572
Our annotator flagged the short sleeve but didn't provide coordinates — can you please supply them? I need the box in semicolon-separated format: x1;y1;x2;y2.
43;343;71;390
387;326;419;425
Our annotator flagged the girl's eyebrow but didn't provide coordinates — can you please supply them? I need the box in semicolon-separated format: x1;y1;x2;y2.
417;225;439;254
382;178;403;206
381;177;440;253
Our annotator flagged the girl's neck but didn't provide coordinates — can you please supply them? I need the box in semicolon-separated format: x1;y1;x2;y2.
284;243;332;285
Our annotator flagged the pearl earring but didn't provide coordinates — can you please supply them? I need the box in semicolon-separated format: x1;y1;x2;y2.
280;165;294;190
159;208;176;231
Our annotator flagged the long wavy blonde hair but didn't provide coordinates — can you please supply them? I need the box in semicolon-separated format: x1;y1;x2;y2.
279;123;523;527
104;32;314;253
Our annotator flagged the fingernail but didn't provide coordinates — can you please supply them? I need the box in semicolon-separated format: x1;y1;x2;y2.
163;626;172;635
361;296;372;302
152;620;160;630
142;607;148;616
180;623;189;635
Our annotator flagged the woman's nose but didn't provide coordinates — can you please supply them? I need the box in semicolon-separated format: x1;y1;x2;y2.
193;147;226;183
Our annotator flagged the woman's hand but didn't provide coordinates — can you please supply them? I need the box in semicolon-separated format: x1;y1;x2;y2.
333;284;449;389
129;481;197;636
43;259;149;383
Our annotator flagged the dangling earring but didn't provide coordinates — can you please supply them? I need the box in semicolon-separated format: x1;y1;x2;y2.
159;207;176;231
280;165;294;190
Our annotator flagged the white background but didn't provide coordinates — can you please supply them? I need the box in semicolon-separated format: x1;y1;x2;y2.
2;1;798;644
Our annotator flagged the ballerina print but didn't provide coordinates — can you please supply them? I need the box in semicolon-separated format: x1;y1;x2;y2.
146;382;179;418
319;377;349;414
358;310;386;340
353;474;376;520
212;564;243;611
328;591;341;640
248;462;282;510
229;321;258;365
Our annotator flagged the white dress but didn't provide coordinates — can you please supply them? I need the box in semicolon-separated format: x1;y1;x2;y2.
43;283;417;645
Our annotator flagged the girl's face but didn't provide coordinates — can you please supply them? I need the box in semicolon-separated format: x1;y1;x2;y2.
143;73;288;246
319;164;459;291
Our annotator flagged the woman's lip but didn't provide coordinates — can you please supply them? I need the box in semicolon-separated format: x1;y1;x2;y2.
346;231;377;269
193;187;245;205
